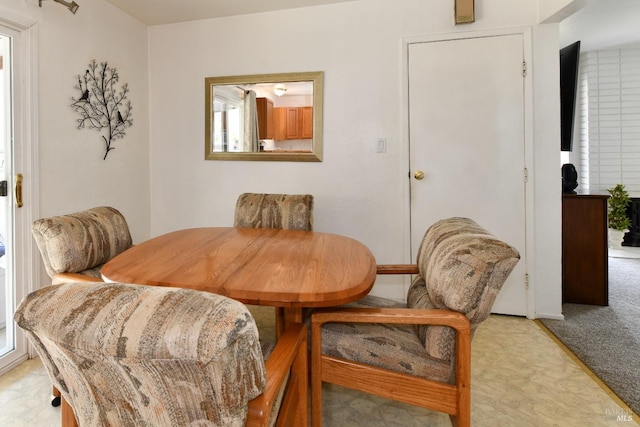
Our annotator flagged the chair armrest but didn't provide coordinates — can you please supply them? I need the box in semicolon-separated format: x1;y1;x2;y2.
247;322;308;426
311;307;472;425
51;273;103;285
312;307;470;334
376;264;419;275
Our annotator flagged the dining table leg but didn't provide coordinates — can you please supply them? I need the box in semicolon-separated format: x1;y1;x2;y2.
276;307;304;338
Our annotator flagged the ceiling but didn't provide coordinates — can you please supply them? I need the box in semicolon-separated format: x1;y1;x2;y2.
103;0;357;26
559;0;640;51
100;0;640;52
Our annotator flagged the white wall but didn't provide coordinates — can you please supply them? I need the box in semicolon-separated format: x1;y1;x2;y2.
532;24;564;319
36;0;150;243
148;0;563;317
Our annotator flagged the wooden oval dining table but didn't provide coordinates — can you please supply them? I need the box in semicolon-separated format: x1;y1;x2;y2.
101;227;377;328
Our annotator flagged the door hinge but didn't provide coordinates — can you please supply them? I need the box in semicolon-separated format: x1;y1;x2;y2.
522;61;527;77
524;273;529;289
523;167;528;183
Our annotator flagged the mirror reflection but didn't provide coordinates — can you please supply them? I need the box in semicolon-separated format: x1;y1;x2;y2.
205;72;323;161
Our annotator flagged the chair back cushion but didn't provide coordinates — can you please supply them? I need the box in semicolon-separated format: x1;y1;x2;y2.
15;282;266;427
407;217;520;362
32;206;132;278
234;193;314;231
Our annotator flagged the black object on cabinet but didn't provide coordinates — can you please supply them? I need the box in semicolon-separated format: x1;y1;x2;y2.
623;198;640;247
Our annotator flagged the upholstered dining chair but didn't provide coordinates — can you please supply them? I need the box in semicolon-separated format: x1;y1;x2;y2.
234;193;314;335
15;282;308;427
234;193;314;231
31;206;133;407
311;217;520;427
31;206;133;285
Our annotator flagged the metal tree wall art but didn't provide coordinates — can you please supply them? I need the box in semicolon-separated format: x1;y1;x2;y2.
71;60;133;159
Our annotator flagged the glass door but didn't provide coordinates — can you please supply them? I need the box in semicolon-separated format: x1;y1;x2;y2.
0;33;13;361
0;19;31;374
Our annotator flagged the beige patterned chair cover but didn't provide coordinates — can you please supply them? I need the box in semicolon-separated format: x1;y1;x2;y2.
15;282;267;427
234;193;314;231
320;217;520;382
31;206;132;280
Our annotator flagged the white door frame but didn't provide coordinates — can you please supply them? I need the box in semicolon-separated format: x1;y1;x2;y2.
0;10;39;375
401;27;535;319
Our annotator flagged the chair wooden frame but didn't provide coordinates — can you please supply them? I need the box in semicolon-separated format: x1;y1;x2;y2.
310;264;472;427
247;322;309;427
60;322;308;427
51;272;103;285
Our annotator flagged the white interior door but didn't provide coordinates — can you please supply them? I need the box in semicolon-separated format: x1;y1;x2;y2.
408;34;528;316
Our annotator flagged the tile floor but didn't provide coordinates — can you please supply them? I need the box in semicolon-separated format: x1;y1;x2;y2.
0;312;637;426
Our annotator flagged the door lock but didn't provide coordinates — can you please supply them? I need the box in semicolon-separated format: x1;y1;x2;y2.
0;176;24;207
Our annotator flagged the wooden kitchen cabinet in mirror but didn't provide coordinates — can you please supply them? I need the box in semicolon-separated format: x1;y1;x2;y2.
274;107;313;140
256;98;274;140
205;71;323;162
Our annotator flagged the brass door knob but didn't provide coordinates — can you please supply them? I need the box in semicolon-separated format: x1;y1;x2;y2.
414;170;425;180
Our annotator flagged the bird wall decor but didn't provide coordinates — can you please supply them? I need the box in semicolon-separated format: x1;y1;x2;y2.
71;60;133;159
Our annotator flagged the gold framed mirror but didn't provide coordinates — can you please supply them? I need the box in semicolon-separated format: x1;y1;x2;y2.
205;71;323;161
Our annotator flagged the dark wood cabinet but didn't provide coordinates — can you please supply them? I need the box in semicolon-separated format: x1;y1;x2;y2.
256;97;274;140
562;194;609;306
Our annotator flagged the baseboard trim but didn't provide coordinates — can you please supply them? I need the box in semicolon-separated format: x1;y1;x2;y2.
534;312;564;320
0;353;29;377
